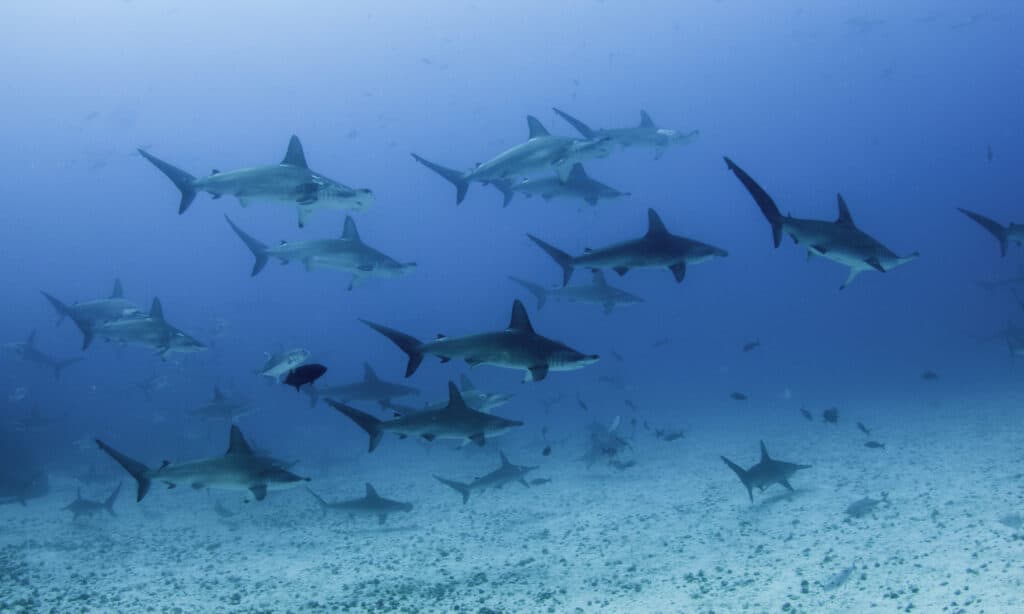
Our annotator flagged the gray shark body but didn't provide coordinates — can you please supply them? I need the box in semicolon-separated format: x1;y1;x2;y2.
3;330;82;380
725;157;919;289
227;215;415;290
490;163;628;208
721;441;811;502
326;381;523;451
434;452;537;504
64;483;120;519
510;269;643;315
305;362;419;407
190;386;252;422
41;279;143;328
362;299;598;382
79;298;206;358
96;425;308;502
958;208;1024;257
411;116;612;205
529;208;727;286
255;347;311;379
139;135;374;227
384;374;513;416
553;108;699;159
306;483;412;524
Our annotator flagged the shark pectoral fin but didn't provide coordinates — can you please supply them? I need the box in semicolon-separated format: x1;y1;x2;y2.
348;275;364;291
584;196;598;206
780;479;794;492
303;258;315;273
439;356;451;363
211;193;222;200
469;433;486;446
238;196;251;208
164;481;176;489
864;258;885;273
250;485;267;501
465;357;483;367
397;434;408;439
669;262;687;283
806;250;815;262
525;365;549;382
555;161;573;183
654;146;665;160
613;266;629;276
294;183;318;205
421;433;436;442
840;268;862;290
810;244;828;254
378;514;387;525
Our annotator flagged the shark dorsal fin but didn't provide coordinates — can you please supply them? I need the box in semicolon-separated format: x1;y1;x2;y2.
639;110;656;128
759;440;771;463
836;194;855;226
499;451;511;467
26;329;36;347
226;425;253;456
365;482;379;498
213;386;225;401
567;163;588;183
591;269;608;287
445;380;471;412
149;298;164;321
281;135;308;168
363;362;379;382
527;116;550;139
459;373;475;391
342;216;361;242
646;209;669;237
111;278;124;298
508;299;535;334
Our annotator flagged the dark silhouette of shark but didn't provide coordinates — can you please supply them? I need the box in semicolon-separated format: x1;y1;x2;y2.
721;441;810;502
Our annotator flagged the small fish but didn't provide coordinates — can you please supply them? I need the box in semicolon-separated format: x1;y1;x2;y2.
542;445;551;457
822;564;857;591
529;478;551;486
864;441;885;449
799;407;812;421
742;339;761;352
822;407;839;424
283;364;327;391
576;393;589;412
730;392;748;401
624;399;638;411
921;370;939;381
856;422;871;436
845;493;887;518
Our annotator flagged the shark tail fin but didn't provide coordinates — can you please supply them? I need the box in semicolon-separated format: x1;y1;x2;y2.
526;234;574;286
958;208;1008;257
95;440;152;502
224;215;269;276
104;482;121;516
552;107;596;138
721;456;754;503
138;148;198;214
434;475;471;505
40;291;70;326
324;400;384;452
723;157;784;248
411;153;470;205
509;276;548;310
305;487;329;513
53;357;83;381
67;312;95;350
359;319;424;377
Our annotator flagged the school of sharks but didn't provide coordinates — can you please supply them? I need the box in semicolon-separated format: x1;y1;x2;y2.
1;100;1014;519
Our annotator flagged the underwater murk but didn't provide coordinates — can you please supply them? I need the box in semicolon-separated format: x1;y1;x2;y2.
0;1;1021;612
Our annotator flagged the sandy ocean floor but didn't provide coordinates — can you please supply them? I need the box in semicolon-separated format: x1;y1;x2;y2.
2;397;1023;613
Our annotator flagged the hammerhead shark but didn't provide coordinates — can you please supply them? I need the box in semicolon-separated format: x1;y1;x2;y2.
957;208;1024;257
552;107;700;159
306;484;412;524
434;451;537;504
3;330;82;380
721;441;811;503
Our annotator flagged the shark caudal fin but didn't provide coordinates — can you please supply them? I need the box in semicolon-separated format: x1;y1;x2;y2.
53;357;83;381
304;487;330;514
324;400;384;452
138;148;198;214
104;482;122;516
721;456;754;503
958;208;1009;257
411;154;470;205
552;107;596;138
40;291;70;326
95;440;152;502
724;157;784;248
433;475;472;505
527;234;575;286
359;319;424;377
508;276;549;310
224;215;270;276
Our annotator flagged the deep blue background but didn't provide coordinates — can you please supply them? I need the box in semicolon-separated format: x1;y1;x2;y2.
0;1;1020;471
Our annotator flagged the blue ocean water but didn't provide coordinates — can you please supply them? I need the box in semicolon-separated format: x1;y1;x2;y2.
1;1;1022;611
